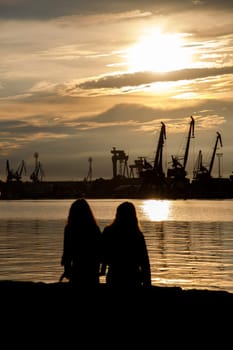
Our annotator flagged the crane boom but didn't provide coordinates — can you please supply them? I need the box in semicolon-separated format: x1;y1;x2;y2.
167;116;195;179
153;122;166;176
139;121;167;181
208;132;222;176
6;159;26;182
183;116;195;169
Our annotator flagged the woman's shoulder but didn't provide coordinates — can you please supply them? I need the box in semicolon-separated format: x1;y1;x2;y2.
95;224;102;235
102;224;115;235
64;223;71;232
102;224;110;232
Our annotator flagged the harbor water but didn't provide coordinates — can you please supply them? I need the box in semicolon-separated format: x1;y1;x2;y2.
0;198;233;293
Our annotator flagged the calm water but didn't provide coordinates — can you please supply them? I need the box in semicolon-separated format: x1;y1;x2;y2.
0;199;233;293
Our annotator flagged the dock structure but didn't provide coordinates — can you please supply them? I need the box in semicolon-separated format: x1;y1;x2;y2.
111;147;129;179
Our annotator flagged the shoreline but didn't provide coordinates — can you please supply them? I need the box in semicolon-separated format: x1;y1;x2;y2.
2;279;233;304
2;280;233;341
1;177;233;200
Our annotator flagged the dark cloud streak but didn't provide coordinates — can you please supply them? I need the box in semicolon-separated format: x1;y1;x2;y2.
1;100;232;180
78;66;233;90
0;0;233;20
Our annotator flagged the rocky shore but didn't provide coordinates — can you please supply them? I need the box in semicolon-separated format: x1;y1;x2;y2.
2;279;233;311
2;280;232;345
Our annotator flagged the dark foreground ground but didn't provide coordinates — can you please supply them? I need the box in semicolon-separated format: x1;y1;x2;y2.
2;279;233;303
1;280;233;346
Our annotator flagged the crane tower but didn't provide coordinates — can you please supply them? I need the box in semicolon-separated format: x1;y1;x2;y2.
30;152;44;182
85;157;93;182
111;147;129;179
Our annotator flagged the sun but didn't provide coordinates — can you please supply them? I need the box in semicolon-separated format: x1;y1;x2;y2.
126;29;192;73
141;200;170;221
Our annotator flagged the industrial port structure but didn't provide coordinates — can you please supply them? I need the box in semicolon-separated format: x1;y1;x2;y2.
0;116;233;199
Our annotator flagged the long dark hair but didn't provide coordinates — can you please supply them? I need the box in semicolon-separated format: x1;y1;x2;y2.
112;201;141;231
67;198;98;229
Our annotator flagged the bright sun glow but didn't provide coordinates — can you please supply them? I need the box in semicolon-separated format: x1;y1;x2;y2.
126;29;192;73
141;200;170;221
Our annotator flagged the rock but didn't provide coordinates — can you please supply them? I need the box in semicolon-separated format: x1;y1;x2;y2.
1;280;232;345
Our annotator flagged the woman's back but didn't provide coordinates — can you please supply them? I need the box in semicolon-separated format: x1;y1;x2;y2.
61;198;101;287
101;202;151;288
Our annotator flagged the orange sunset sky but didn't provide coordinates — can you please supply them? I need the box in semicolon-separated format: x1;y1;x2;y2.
0;0;233;181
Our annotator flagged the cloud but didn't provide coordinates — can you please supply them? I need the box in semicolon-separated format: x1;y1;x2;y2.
0;1;232;181
0;0;233;20
77;66;233;90
0;102;227;143
0;100;232;180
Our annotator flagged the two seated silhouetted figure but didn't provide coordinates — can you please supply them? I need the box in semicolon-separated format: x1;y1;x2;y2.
61;199;151;289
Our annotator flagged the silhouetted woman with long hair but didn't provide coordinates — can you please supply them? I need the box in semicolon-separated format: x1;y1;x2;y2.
100;201;151;288
61;198;101;287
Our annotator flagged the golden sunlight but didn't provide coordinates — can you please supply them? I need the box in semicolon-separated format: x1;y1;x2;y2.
126;29;192;73
141;200;170;221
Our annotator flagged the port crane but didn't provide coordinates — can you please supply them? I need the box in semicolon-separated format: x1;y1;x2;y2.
6;159;26;182
140;121;167;179
129;157;144;178
84;157;93;182
30;152;45;182
138;121;168;197
193;150;208;179
193;132;223;180
111;147;129;179
153;121;166;178
167;116;195;180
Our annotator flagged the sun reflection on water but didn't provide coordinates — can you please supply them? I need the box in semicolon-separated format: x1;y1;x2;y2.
141;200;170;221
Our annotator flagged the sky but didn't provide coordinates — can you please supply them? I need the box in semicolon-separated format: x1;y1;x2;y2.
0;0;233;181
